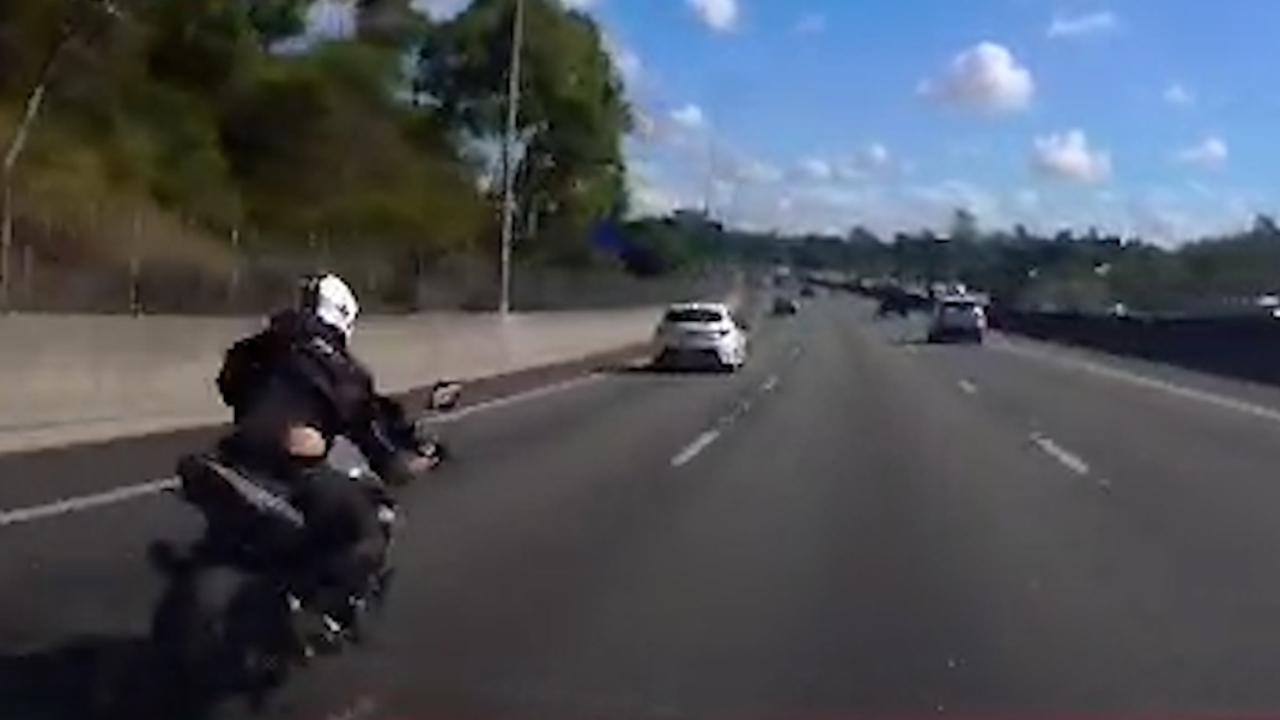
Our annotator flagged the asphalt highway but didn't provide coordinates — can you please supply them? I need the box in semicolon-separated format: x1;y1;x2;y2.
8;295;1280;719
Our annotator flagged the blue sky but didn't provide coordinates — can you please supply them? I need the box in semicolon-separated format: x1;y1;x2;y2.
404;1;1280;242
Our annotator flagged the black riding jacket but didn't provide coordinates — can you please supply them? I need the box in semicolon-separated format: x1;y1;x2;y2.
216;310;410;479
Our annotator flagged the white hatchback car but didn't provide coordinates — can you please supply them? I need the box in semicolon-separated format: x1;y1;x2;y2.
654;302;748;371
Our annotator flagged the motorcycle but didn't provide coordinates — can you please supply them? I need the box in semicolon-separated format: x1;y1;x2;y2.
148;381;461;702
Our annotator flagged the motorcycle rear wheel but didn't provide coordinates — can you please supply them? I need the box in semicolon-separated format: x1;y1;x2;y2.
152;565;292;695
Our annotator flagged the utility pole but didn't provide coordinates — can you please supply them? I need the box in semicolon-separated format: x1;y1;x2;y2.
702;136;716;220
498;0;526;315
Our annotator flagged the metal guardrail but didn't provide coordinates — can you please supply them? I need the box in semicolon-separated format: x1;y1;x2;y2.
990;309;1280;387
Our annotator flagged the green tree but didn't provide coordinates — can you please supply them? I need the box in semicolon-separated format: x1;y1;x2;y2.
949;207;978;243
243;0;313;47
144;0;258;95
220;43;484;254
356;0;427;46
416;0;630;264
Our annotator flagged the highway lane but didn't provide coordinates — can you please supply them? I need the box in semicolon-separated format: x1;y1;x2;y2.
883;310;1280;709
8;295;1280;718
0;307;806;717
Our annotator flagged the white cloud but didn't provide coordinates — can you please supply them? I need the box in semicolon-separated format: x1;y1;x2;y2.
861;143;891;170
411;0;599;19
794;13;826;35
665;160;1252;242
797;158;833;181
1176;136;1229;170
796;185;875;211
613;48;642;83
631;182;681;217
1163;82;1195;107
833;163;866;182
790;144;898;185
909;180;1000;222
919;42;1035;114
410;0;471;19
603;35;643;85
669;104;707;131
631;109;659;140
687;0;738;32
1047;11;1119;39
829;143;896;181
272;0;355;53
1032;129;1112;184
627;160;689;218
731;157;783;184
712;178;737;207
1124;186;1258;245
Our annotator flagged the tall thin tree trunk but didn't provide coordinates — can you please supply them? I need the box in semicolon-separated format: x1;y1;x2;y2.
1;34;69;310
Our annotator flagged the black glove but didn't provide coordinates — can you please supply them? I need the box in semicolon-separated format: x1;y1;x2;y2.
378;449;435;487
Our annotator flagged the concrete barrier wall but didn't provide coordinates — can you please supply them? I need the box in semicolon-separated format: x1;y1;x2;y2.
0;309;664;453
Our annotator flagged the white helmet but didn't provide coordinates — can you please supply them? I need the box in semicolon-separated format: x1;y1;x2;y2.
302;273;359;339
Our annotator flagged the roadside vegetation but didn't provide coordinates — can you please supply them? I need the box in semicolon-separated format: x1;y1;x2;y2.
0;0;633;308
3;1;1278;314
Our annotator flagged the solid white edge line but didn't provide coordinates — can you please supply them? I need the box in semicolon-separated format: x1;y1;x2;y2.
671;430;721;468
433;373;603;423
1;373;607;528
1030;433;1090;476
995;339;1280;426
0;477;180;527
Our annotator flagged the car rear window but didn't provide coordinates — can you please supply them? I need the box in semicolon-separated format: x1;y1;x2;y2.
665;308;725;323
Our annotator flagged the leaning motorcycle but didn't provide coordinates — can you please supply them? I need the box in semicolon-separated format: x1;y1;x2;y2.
148;381;460;702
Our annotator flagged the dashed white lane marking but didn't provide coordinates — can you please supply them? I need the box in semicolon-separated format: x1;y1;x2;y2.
994;339;1280;426
1;374;606;529
672;366;788;468
0;477;179;528
671;430;722;468
958;379;978;395
1030;432;1090;476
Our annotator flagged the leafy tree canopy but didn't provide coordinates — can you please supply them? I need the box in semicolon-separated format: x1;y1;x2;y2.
417;0;630;264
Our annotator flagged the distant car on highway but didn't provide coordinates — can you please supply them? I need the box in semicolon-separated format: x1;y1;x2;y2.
927;295;987;344
655;302;748;371
772;296;799;316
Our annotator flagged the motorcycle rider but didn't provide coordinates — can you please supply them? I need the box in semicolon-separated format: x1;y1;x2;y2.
208;273;431;625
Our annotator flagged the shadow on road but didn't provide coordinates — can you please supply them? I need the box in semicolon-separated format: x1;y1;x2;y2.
0;636;222;720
